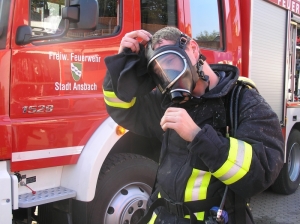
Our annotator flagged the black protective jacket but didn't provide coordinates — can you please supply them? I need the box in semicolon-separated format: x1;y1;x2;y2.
103;55;284;224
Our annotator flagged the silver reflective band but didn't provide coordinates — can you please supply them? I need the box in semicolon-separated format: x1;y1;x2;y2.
170;88;191;94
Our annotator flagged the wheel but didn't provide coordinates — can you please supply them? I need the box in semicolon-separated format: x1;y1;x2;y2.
271;129;300;194
87;153;158;224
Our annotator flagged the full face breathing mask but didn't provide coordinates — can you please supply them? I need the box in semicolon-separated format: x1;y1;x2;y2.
145;33;207;103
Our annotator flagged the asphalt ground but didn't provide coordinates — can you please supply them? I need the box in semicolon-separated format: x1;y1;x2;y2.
16;187;300;224
251;186;300;224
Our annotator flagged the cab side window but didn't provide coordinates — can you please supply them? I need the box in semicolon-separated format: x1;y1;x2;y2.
141;0;178;34
95;0;120;36
30;0;121;39
190;0;223;50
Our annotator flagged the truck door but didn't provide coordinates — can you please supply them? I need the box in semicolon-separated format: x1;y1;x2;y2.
0;0;11;161
9;0;134;171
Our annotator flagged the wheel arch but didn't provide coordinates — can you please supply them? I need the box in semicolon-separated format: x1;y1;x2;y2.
287;122;300;161
291;122;300;133
60;117;122;201
285;108;300;162
60;117;161;202
109;131;161;163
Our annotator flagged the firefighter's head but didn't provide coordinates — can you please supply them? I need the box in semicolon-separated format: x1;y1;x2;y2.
145;27;208;103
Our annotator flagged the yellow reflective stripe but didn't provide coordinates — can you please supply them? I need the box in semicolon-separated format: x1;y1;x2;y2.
185;169;201;201
213;138;238;178
147;193;161;224
184;169;211;221
104;97;136;108
195;212;205;221
223;142;252;184
148;213;157;224
213;137;252;185
103;90;136;108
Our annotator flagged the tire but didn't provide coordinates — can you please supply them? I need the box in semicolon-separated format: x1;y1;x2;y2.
271;129;300;194
87;153;158;224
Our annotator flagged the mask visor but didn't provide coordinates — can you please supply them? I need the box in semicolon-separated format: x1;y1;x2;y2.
147;51;187;93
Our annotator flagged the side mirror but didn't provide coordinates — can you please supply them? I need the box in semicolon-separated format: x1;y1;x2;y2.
15;26;32;45
69;0;99;30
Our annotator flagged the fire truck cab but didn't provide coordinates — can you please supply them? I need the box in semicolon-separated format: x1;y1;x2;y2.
1;0;300;223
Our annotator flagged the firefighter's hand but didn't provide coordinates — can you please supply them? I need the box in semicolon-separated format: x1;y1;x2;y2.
160;107;201;142
119;30;152;53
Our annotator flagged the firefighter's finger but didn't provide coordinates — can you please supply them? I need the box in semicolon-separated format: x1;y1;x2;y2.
165;107;181;112
163;108;186;119
119;30;151;53
161;120;179;132
161;107;201;141
128;30;152;42
160;108;181;124
161;112;180;128
160;114;177;127
165;107;186;115
160;113;186;131
161;119;201;142
138;30;152;43
119;36;139;52
119;37;140;53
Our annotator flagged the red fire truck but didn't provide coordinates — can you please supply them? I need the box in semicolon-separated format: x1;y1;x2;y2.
1;0;300;223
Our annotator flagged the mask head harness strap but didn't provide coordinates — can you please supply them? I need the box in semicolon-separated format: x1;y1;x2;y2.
178;33;188;49
179;32;209;78
197;54;209;81
196;51;210;93
179;32;209;83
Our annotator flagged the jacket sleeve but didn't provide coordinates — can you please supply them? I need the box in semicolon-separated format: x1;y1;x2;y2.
187;88;284;198
103;70;164;140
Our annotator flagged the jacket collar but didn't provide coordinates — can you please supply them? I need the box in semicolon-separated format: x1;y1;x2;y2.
161;64;239;109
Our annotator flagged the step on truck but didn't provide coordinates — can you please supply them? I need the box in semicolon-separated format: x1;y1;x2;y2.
1;0;300;223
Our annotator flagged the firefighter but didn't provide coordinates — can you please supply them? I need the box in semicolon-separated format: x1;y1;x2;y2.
103;27;284;224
